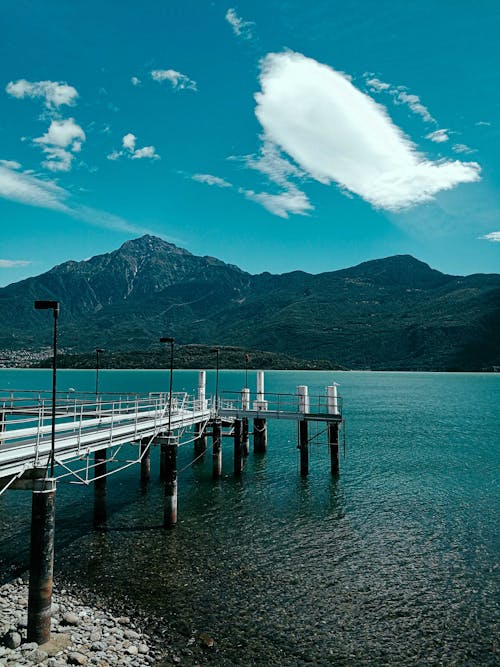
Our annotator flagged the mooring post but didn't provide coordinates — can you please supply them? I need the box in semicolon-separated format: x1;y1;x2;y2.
233;419;243;476
27;481;56;645
242;418;249;456
327;384;340;475
159;441;167;481
164;434;178;528
253;371;268;453
328;423;340;475
93;448;107;526
299;419;309;477
140;439;151;483
194;422;207;456
212;419;222;479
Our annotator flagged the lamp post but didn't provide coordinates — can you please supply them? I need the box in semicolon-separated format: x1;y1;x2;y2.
34;300;59;477
245;353;249;388
159;337;174;433
95;348;105;396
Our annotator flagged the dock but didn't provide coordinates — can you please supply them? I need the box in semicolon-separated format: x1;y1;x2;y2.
0;370;343;644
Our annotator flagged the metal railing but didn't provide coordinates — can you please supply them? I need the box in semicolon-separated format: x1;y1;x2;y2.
218;390;342;417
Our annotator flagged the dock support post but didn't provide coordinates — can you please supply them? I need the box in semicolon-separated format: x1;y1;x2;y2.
233;419;243;476
164;435;178;528
212;420;222;479
328;423;340;476
93;448;107;526
27;483;56;645
194;422;207;456
140;440;151;483
160;442;167;481
242;417;249;456
299;420;309;477
253;418;267;453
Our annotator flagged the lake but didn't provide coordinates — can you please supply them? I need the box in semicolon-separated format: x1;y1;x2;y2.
0;369;498;665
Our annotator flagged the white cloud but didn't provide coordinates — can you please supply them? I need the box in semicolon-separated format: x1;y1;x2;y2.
151;69;197;91
122;133;136;151
453;143;476;154
480;231;500;242
242;140;305;187
0;159;21;170
241;186;313;218
475;120;491;127
131;76;141;86
366;77;390;92
225;8;254;40
0;163;69;211
0;161;149;233
0;259;32;268
6;79;78;109
107;133;159;161
426;129;449;143
34;118;86;172
255;52;481;211
192;173;232;187
131;146;159;160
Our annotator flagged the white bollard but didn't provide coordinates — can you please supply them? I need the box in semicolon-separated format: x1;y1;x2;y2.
327;383;340;415
198;371;207;410
253;370;268;410
297;385;310;414
242;387;250;410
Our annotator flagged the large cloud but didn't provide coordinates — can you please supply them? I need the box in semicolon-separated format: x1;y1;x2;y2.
34;118;86;172
6;79;78;109
255;52;481;211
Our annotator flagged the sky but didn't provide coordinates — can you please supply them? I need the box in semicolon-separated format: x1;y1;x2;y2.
0;0;499;287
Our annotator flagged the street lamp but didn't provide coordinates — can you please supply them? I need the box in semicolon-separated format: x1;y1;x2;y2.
34;300;59;477
95;348;105;395
159;337;174;434
245;353;249;388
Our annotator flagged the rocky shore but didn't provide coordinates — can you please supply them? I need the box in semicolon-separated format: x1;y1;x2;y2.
0;578;157;666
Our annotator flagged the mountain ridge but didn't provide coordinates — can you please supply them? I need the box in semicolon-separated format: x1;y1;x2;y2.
1;235;499;371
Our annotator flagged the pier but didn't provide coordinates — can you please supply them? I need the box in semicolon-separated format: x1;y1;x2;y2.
0;371;343;644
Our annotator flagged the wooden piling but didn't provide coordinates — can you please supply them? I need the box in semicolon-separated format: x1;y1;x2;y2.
164;436;178;528
194;422;207;456
299;420;309;477
242;417;249;456
212;420;222;479
233;419;243;476
27;486;55;645
253;417;267;453
328;422;340;475
93;448;107;526
159;442;167;481
140;440;151;483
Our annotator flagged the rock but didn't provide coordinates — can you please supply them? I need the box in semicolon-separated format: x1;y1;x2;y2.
138;643;149;654
62;611;80;626
126;645;138;655
123;629;140;640
199;632;215;648
21;641;39;651
68;651;87;665
25;648;49;664
4;630;21;649
90;629;102;641
116;617;130;625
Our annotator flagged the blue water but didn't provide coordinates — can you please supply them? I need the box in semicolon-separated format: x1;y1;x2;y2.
0;369;498;665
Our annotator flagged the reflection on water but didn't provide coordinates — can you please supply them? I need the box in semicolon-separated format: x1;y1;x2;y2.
0;370;499;665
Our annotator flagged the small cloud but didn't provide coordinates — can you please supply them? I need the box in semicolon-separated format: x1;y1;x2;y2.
34;118;86;172
366;77;391;92
151;69;197;91
0;259;32;268
192;173;232;187
6;79;78;109
453;143;476;154
241;186;313;218
475;120;491;127
131;76;141;86
225;8;254;40
0;162;69;211
108;133;159;161
480;231;500;242
426;129;449;143
0;159;21;169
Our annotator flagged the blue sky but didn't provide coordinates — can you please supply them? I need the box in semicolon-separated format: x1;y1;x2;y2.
0;0;499;286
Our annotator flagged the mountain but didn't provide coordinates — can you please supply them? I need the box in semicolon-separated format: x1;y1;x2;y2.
1;235;499;371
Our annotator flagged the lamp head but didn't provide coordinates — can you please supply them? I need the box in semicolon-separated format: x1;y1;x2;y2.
96;348;105;353
34;300;59;315
160;337;174;344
